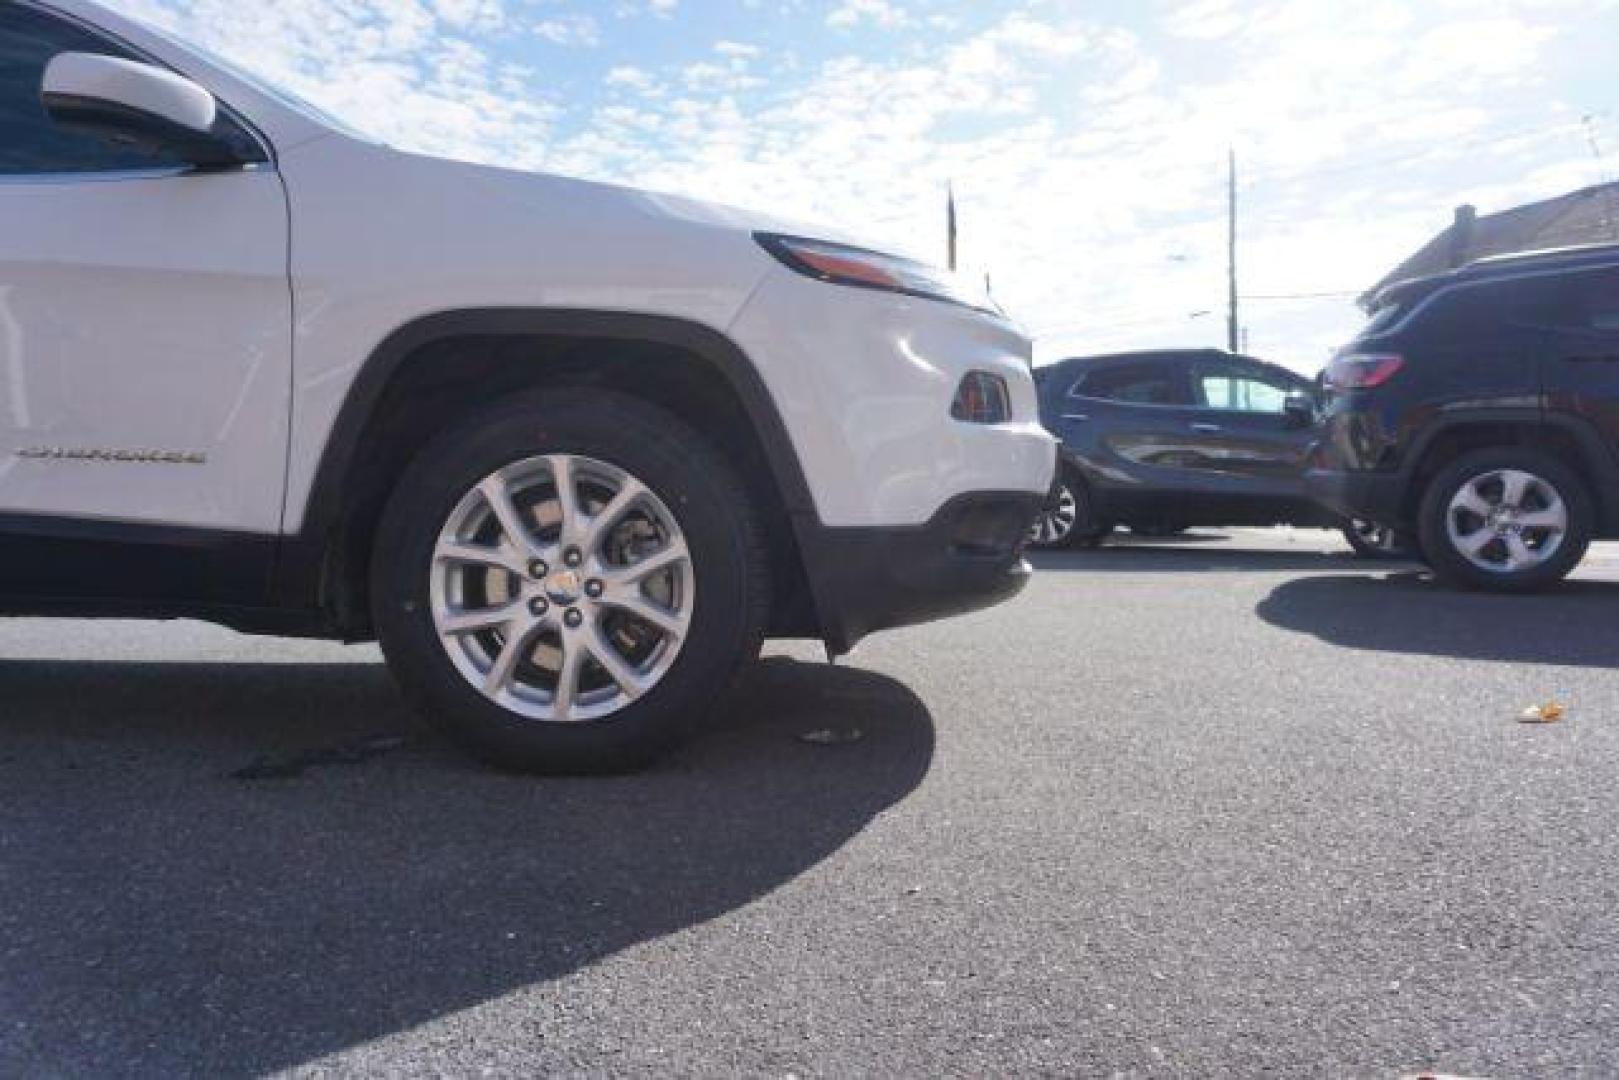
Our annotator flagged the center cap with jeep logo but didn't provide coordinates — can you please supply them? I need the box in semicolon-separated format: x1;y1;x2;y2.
543;569;584;606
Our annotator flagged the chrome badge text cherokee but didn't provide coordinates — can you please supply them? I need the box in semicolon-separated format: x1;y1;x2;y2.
16;446;207;465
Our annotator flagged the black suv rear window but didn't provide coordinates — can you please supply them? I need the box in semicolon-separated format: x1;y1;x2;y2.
1356;302;1405;339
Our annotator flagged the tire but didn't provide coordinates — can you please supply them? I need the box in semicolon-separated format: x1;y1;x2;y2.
1416;447;1593;593
1340;518;1413;560
372;388;769;773
1028;471;1109;549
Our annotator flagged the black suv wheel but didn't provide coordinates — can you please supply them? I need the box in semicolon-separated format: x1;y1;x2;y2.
1028;472;1109;549
1417;447;1593;592
372;388;769;773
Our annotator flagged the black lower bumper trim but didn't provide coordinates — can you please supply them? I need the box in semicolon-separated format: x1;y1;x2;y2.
1304;468;1407;526
797;492;1043;655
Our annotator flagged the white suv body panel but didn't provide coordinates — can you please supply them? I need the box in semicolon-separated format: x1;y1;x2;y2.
13;0;1054;597
275;135;1048;531
729;270;1049;526
274;137;776;532
0;164;292;532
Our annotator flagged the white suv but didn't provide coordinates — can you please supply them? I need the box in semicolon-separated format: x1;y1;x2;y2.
0;0;1055;771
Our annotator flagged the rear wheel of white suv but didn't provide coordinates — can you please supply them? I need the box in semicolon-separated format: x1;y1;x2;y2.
372;388;769;773
1417;447;1593;593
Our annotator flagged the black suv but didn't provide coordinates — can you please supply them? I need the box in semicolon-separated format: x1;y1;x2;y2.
1308;245;1619;591
1031;349;1402;555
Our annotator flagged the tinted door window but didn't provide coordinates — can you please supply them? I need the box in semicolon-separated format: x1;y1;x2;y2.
1193;365;1294;414
1075;363;1186;406
0;3;257;175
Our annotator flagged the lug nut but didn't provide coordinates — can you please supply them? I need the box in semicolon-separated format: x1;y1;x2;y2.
585;579;604;599
564;548;583;568
529;597;549;617
528;559;548;579
564;608;584;628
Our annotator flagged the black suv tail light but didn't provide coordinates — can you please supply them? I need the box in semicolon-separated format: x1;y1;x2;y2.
951;372;1011;424
1325;353;1405;389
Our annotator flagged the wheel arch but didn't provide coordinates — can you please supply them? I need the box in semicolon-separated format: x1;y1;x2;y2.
1399;409;1619;532
281;309;823;639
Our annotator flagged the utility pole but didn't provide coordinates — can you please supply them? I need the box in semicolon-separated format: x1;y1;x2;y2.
1584;113;1609;176
947;183;959;271
1226;148;1240;353
1583;114;1618;241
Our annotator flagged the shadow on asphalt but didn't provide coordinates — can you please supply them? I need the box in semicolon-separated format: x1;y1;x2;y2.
1258;569;1619;667
1110;530;1230;545
0;655;934;1076
1031;540;1378;574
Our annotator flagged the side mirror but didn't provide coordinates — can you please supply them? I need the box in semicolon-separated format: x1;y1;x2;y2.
42;52;245;169
1282;392;1315;429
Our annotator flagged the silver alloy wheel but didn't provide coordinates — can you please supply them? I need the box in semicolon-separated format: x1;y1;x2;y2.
1030;483;1079;546
430;453;694;722
1444;467;1569;574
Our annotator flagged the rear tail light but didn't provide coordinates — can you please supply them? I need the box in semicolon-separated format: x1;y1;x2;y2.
1325;352;1405;389
951;372;1011;424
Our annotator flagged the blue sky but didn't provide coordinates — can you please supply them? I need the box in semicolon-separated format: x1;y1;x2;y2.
111;0;1619;371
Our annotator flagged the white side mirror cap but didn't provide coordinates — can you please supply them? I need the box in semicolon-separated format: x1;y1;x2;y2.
43;52;217;135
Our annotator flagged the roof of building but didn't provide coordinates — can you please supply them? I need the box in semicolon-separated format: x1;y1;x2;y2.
1361;181;1619;309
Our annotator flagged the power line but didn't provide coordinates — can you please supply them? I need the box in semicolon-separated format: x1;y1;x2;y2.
1031;291;1363;336
1030;113;1617;340
1033;313;1208;335
1243;290;1360;301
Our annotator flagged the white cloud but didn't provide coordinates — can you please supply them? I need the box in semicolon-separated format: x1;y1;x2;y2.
431;0;506;33
827;0;910;30
715;40;761;59
619;0;678;18
103;0;1619;371
604;65;659;93
109;0;560;167
533;13;600;46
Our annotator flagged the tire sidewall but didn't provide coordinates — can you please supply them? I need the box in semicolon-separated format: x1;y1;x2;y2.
372;390;763;772
1417;447;1593;592
1031;476;1080;550
1048;471;1108;550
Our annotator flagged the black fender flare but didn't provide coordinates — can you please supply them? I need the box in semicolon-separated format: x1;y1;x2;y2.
297;308;818;539
1397;407;1619;526
282;309;829;636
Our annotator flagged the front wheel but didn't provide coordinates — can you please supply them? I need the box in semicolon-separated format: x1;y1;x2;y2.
1417;448;1593;593
372;389;769;773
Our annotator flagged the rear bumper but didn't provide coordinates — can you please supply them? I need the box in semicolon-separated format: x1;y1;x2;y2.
1303;467;1407;527
798;491;1043;654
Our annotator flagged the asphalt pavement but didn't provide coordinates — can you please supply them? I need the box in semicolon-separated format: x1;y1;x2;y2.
4;529;1619;1077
